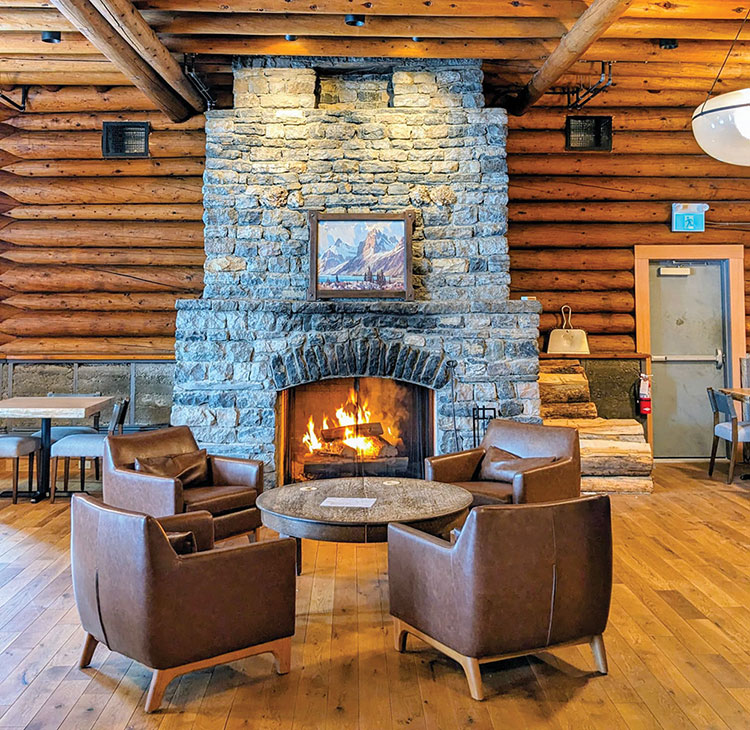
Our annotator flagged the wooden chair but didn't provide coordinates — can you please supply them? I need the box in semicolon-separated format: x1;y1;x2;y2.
31;392;102;443
50;399;129;502
707;387;750;483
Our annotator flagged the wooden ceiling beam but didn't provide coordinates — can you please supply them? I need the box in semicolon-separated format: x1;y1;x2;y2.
0;32;99;53
49;0;194;120
87;0;205;111
499;0;633;115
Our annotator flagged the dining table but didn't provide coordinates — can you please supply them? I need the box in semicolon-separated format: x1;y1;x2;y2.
0;396;114;502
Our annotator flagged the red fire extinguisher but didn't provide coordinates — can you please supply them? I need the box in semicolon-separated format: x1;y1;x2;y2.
638;373;652;415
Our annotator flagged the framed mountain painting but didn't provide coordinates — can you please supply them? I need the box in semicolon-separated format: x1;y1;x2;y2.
308;211;415;300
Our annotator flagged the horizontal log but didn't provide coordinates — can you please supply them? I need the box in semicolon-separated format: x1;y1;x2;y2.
0;336;175;355
508;223;750;248
508;201;750;224
510;177;750;201
2;157;205;177
0;85;158;112
3;111;205;131
511;249;634;271
538;373;591;404
533;89;705;108
0;71;131;85
3;203;204;220
0;311;175;336
508;155;745;178
0;8;75;30
0;221;203;246
505;107;701;131
0;131;205;159
0;247;205;265
540;402;599;419
0;265;203;292
2;292;191;310
586;334;636;352
0;30;97;54
321;422;383;441
579;439;653;476
580;476;654;494
539;312;635;334
0;174;203;204
513;290;634;313
507;131;702;155
512;270;634;291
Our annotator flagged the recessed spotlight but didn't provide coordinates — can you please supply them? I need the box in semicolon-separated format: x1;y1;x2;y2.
41;30;61;43
284;34;297;41
412;36;422;42
658;38;678;49
345;14;365;27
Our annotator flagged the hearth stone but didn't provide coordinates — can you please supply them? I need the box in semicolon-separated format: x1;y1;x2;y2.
172;57;541;488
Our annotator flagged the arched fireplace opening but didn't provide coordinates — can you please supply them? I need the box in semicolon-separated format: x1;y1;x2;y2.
276;377;434;485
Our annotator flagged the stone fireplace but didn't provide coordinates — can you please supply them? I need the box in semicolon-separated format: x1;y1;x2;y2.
172;57;541;489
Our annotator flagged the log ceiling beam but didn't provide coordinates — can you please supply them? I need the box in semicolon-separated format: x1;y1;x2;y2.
87;0;205;111
499;0;633;115
49;0;196;120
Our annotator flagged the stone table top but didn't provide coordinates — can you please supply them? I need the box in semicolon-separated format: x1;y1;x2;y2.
256;476;473;543
0;396;114;419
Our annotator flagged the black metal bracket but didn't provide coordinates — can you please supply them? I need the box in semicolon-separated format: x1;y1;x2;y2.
472;406;497;449
182;54;216;110
553;62;613;110
0;85;30;113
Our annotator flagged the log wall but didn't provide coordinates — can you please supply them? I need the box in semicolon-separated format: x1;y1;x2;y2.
508;104;750;354
0;87;205;358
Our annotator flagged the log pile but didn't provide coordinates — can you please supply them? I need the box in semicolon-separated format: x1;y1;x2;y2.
538;359;598;419
0;105;206;356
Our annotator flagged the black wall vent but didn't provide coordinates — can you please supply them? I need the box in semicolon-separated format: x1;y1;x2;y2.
102;121;150;158
565;115;612;151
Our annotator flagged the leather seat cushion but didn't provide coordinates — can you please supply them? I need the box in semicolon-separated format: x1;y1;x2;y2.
183;485;258;516
454;481;513;507
213;507;262;541
135;449;208;488
480;447;557;482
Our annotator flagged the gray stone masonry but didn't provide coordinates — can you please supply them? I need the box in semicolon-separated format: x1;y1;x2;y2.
173;57;540;488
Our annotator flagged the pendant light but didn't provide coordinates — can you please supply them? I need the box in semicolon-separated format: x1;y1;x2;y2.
692;8;750;165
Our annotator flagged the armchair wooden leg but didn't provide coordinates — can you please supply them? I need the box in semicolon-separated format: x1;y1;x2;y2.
392;617;408;653
708;435;720;477
11;457;18;505
590;634;608;675
79;633;99;668
458;656;485;701
145;669;173;714
272;636;292;674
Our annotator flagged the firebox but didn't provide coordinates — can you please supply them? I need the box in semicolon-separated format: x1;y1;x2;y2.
276;377;434;484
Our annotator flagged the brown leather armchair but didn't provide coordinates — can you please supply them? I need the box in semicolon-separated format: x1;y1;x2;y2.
71;495;297;713
103;425;263;541
389;495;612;701
425;419;580;506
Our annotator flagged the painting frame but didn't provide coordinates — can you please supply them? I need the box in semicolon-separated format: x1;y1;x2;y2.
308;211;415;301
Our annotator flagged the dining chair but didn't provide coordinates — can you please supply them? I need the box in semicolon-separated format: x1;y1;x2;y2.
707;387;750;483
31;392;102;443
50;399;129;502
0;435;40;504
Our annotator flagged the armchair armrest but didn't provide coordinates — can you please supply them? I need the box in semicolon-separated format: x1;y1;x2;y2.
208;455;263;492
512;457;580;504
103;466;183;517
425;448;485;484
157;510;214;552
149;538;297;668
387;523;458;631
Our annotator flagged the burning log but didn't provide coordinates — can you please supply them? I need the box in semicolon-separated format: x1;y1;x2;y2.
321;422;383;441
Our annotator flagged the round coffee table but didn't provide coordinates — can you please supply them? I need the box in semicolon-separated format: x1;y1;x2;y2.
256;476;472;573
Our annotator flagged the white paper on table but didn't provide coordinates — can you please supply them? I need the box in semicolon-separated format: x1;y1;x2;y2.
320;497;377;508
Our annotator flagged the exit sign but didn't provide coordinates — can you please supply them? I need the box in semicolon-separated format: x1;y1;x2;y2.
672;203;709;232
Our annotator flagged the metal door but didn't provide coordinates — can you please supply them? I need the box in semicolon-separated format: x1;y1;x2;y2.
649;260;730;457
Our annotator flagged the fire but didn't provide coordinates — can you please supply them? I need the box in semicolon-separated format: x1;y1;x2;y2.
303;388;381;457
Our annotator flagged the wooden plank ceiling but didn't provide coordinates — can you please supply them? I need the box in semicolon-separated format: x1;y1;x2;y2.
0;0;748;113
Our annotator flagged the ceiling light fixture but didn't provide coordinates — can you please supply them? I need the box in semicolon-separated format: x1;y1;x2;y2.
345;14;365;26
412;36;422;42
284;34;297;41
41;30;61;43
692;7;750;165
658;38;678;50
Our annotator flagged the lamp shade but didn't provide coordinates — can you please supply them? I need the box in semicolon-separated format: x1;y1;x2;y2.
692;88;750;165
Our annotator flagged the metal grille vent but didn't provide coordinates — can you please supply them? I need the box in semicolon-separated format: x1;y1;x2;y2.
565;116;612;151
102;121;150;158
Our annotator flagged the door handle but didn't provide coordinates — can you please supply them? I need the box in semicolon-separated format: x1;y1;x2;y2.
715;348;724;369
651;353;725;364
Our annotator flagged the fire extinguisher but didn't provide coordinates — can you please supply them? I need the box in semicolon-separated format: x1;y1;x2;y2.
638;373;652;415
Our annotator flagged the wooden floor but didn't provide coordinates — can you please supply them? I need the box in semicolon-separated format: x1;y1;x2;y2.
2;463;750;729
